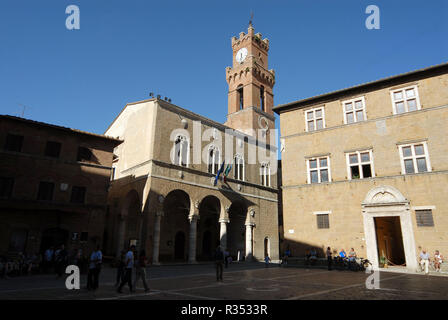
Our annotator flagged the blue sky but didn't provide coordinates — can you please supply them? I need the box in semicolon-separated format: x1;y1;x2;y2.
0;0;447;135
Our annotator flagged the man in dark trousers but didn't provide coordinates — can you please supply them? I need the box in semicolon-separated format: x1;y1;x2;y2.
87;245;102;291
214;246;224;282
117;245;135;293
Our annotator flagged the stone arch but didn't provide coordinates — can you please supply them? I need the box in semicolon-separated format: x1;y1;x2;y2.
160;189;191;262
363;185;408;205
197;195;221;260
361;185;417;271
227;200;248;260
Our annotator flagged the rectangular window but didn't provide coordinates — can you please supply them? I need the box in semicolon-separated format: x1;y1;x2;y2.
415;209;434;227
0;177;14;199
307;156;331;184
305;107;325;132
343;97;366;124
4;134;24;152
346;150;375;180
70;186;86;204
37;182;54;201
399;142;431;174
77;147;92;162
317;214;330;229
391;85;421;114
45;141;62;158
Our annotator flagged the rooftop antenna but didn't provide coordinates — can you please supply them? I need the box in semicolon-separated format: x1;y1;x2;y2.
249;11;254;27
18;103;30;118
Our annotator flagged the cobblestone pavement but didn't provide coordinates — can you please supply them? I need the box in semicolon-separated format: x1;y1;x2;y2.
0;263;447;300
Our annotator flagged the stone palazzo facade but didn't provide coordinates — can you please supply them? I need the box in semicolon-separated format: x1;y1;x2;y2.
275;62;448;271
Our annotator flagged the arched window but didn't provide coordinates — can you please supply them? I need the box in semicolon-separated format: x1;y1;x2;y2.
260;162;271;187
234;154;244;181
208;146;220;174
237;85;244;110
260;85;265;112
174;135;189;167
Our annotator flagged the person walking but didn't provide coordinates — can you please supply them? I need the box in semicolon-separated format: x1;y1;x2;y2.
115;250;126;287
43;247;54;273
87;246;102;291
326;247;333;271
214;246;224;282
134;250;149;293
264;255;271;268
117;245;135;293
55;245;68;278
224;250;229;268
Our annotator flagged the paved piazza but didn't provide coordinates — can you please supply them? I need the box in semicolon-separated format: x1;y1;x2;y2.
0;263;447;300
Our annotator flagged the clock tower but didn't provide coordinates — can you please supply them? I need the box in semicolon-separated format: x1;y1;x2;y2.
225;23;276;140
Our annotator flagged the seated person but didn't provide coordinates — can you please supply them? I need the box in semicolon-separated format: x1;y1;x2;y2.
348;248;357;261
305;248;311;261
339;249;347;259
434;250;443;272
419;249;430;274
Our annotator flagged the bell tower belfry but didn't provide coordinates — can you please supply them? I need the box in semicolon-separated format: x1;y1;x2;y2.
224;23;276;139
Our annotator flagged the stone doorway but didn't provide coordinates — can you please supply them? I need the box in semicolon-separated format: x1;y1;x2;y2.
362;185;418;271
374;216;406;267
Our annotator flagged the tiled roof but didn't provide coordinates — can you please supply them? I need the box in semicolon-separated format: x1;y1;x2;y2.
1;115;123;143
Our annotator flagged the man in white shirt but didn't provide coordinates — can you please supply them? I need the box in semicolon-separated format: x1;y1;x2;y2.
117;245;135;293
420;249;430;275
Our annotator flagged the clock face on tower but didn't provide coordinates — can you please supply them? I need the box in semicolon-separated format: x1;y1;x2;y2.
236;47;248;64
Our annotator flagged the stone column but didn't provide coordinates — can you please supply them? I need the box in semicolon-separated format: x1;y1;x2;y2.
245;222;254;261
188;214;198;264
152;210;163;265
219;219;229;250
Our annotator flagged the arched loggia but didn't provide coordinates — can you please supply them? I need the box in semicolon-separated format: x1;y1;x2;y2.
197;196;220;261
160;190;190;262
116;190;140;256
227;201;247;261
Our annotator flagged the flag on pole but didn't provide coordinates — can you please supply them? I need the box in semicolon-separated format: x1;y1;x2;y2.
213;161;226;186
223;164;232;183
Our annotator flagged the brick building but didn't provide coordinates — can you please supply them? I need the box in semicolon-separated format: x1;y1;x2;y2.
0;115;122;256
274;62;448;271
104;24;280;263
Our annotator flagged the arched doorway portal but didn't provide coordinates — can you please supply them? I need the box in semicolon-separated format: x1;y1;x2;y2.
198;196;220;261
161;190;190;262
227;201;247;261
362;185;418;270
